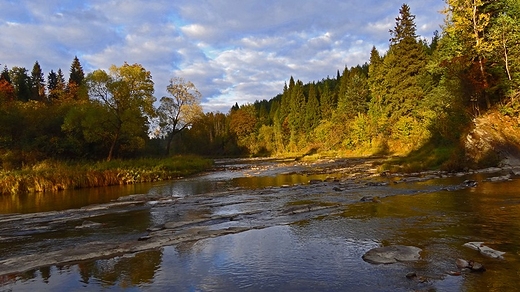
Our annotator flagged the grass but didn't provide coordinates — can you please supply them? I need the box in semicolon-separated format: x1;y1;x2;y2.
378;141;459;173
0;155;213;195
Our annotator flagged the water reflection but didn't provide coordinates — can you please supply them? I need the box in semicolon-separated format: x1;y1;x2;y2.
0;183;154;214
232;173;332;189
77;250;163;288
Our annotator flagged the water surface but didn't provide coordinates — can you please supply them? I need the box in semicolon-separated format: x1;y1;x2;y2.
1;159;519;291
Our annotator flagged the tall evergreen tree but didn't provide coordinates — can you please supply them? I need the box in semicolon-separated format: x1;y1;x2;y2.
30;61;45;101
382;4;427;119
68;56;86;100
1;66;11;83
339;66;370;117
304;82;320;132
68;56;84;86
319;83;335;120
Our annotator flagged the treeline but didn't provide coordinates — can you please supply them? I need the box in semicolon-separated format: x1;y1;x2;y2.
1;2;519;171
171;2;520;168
0;57;203;169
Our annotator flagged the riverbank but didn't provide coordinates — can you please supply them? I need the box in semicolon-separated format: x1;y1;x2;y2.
0;155;213;195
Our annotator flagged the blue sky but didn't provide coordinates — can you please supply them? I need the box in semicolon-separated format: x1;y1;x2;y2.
0;0;446;113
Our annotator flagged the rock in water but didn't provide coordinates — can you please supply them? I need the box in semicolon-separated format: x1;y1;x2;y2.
456;258;470;269
463;242;505;259
362;245;422;264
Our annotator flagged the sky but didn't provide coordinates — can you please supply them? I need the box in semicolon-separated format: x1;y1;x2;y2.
0;0;446;113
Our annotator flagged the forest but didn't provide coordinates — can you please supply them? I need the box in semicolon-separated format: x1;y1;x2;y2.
1;1;520;172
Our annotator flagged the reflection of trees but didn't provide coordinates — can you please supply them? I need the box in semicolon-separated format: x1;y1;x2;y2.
0;183;153;214
77;249;163;287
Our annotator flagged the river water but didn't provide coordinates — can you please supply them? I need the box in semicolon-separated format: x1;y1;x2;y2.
1;158;519;291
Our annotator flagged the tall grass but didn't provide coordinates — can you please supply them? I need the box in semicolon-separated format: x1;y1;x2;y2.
0;155;213;195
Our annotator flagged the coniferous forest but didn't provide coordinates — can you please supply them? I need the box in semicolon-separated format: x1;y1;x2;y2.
1;2;520;171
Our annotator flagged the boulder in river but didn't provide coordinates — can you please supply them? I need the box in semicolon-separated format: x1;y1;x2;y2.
362;245;422;264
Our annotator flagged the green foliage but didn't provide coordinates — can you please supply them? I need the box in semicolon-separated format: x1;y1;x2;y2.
2;2;519;174
86;63;155;161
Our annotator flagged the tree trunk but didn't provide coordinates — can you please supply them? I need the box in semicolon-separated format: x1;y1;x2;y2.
165;132;174;156
107;130;120;162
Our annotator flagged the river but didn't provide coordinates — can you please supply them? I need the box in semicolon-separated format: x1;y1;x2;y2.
0;158;519;291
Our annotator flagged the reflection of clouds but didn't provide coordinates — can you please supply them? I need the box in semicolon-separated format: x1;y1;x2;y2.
151;225;384;290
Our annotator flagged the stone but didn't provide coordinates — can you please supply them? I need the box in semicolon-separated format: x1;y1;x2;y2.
463;180;478;187
485;174;511;182
463;242;505;259
470;261;485;272
362;245;422;264
456;258;470;269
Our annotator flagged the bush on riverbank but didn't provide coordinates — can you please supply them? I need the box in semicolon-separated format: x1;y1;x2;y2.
0;156;213;195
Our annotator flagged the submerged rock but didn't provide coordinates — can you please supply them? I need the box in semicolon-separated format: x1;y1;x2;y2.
484;174;511;182
362;245;422;264
75;220;102;229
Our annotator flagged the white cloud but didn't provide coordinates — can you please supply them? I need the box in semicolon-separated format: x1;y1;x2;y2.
0;0;445;113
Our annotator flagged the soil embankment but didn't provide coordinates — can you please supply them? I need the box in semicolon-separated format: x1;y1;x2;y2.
465;111;520;168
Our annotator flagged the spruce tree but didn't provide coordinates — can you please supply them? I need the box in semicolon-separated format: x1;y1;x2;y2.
68;56;86;100
382;4;427;120
68;56;84;86
304;82;320;132
1;66;11;83
30;61;45;101
319;83;335;120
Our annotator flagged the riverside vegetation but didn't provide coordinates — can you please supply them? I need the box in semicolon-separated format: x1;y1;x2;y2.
0;156;213;195
1;2;520;194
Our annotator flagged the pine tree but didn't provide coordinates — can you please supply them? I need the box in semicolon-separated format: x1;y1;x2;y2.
382;4;427;120
319;83;335;120
68;56;84;86
68;56;86;100
339;66;370;117
304;82;320;132
1;66;11;83
30;61;45;101
288;80;305;149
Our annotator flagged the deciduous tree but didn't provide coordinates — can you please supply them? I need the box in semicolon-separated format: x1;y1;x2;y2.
84;62;155;161
155;77;203;156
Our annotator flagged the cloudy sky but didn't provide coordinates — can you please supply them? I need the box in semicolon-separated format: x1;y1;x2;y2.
0;0;446;113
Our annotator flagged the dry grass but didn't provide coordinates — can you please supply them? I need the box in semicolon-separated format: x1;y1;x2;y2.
0;156;213;195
